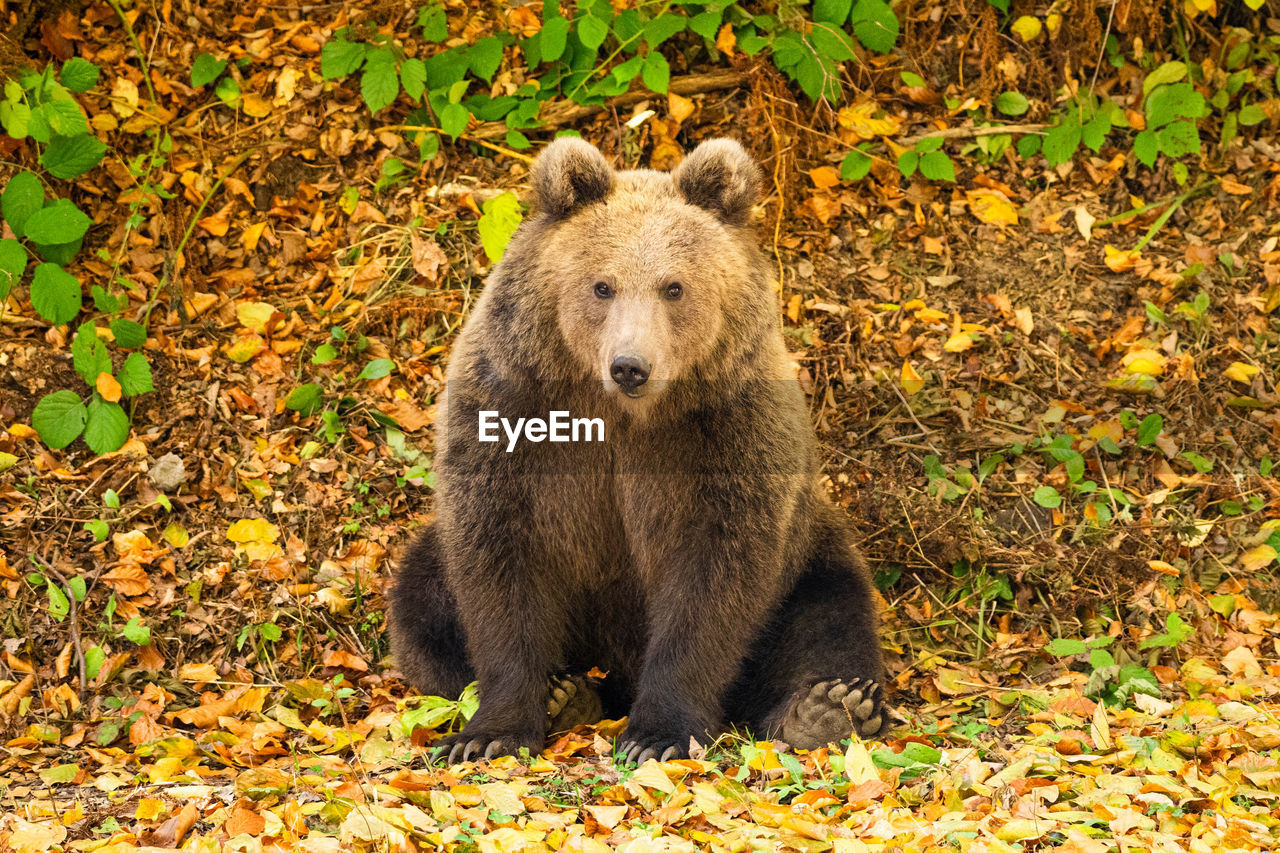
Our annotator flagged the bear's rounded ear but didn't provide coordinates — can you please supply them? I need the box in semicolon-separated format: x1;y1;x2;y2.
673;139;762;226
531;137;614;219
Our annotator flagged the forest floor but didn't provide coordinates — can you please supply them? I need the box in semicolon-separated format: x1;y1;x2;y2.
2;2;1280;852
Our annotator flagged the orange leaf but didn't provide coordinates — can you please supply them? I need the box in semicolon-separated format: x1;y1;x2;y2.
95;372;121;402
197;201;232;236
667;92;695;123
900;360;924;394
1104;244;1141;272
809;166;841;190
715;23;736;53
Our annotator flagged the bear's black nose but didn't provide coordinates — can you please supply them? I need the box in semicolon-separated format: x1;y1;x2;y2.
610;355;651;390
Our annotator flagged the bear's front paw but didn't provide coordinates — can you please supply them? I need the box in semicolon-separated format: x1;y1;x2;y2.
617;722;706;764
431;727;543;765
779;677;889;749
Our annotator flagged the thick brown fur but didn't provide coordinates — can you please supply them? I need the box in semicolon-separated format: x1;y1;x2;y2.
387;137;887;761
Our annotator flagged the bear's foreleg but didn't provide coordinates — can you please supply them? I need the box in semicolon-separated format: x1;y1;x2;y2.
618;483;794;763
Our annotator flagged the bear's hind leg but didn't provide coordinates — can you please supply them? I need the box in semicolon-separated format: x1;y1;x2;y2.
388;523;475;699
726;510;890;748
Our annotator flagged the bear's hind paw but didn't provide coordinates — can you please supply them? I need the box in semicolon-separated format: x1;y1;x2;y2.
779;678;889;749
547;674;603;733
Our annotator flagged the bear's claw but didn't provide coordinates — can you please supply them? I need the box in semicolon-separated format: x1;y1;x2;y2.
431;732;540;764
618;737;683;764
780;678;888;749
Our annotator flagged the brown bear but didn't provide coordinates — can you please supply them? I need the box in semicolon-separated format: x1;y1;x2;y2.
388;137;888;764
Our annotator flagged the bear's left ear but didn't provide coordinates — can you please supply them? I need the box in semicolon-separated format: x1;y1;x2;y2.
672;139;762;226
531;137;614;219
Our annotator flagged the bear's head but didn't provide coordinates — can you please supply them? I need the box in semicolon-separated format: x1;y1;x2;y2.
522;137;771;409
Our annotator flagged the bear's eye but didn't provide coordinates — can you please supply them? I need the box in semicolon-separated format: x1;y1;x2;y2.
593;281;614;299
665;282;684;301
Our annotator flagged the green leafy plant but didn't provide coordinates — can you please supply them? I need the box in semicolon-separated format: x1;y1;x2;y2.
1047;635;1160;706
0;61;107;179
396;680;479;737
190;52;243;106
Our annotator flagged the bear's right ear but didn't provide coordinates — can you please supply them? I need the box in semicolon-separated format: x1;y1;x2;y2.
531;137;614;219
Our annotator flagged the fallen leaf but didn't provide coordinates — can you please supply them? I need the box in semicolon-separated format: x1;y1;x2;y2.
1223;361;1259;383
901;360;924;394
96;372;121;403
967;189;1019;227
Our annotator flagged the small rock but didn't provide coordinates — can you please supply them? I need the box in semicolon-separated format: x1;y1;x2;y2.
148;453;186;492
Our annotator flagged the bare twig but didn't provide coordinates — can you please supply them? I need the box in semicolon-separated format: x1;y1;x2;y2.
899;123;1046;146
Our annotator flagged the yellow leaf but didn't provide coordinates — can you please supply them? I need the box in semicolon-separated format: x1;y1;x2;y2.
197;201;232;237
241;93;272;118
1011;15;1042;41
1147;560;1180;577
111;77;139;118
1240;544;1277;572
944;332;974;352
1122;348;1166;376
224;334;266;363
179;663;218;682
1045;13;1062;33
667;92;695;123
135;798;167;821
162;522;189;547
1223;361;1259;383
836;102;902;140
967;189;1019;227
585;805;627;830
96;372;122;403
715;23;735;54
241;221;268;252
1104;244;1141;272
236;301;277;334
227;518;280;544
900;360;924;394
914;307;950;324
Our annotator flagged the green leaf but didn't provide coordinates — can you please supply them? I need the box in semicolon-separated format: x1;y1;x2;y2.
2;171;45;237
1133;128;1159;167
286;383;324;416
811;25;855;62
109;319;146;348
42;100;88;137
994;91;1029;116
1136;413;1163;446
578;15;610;50
0;237;27;299
47;582;70;620
918;150;955;182
311;343;338;364
1140;612;1193;649
840;147;873;181
897;150;918;177
191;53;228;87
1238;104;1266;126
215;76;240;106
84;518;109;541
1032;485;1061;508
467;38;504;82
400;58;427;101
1142;60;1187;95
814;0;852;25
1047;637;1087;656
478;191;523;263
60;57;100;92
71;323;110;385
0;100;32;139
643;13;686;49
1081;107;1112;152
361;49;399;113
641;51;670;94
32;237;81;266
689;11;721;40
540;14;570;61
1146;83;1204;129
118;352;154;397
1156;120;1199;158
122;617;150;645
321;38;367;79
1041;117;1081;166
40;134;107;180
84;394;129;454
358;358;394;380
29;262;82;325
22;199;92;245
33;390;87;449
850;0;898;54
439;102;470;140
419;3;448;41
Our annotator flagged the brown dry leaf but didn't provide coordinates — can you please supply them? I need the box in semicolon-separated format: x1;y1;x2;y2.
379;398;435;431
1221;177;1252;195
141;801;199;848
197;201;233;236
224;806;266;838
101;564;151;597
241;93;272;118
804;195;841;224
323;649;369;671
410;233;449;280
